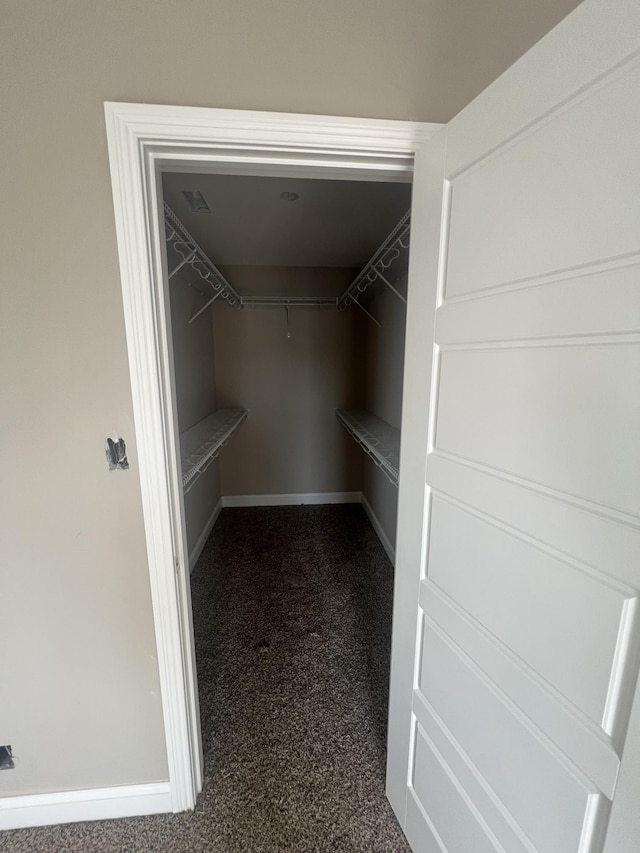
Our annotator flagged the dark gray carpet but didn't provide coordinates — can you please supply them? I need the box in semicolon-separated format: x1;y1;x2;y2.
1;505;410;852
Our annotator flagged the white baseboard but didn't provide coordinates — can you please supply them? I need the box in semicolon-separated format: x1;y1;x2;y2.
0;781;172;831
221;492;362;507
188;498;222;573
361;493;396;566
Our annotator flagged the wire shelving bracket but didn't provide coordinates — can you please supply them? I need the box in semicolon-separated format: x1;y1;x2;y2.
335;408;400;487
164;203;242;318
337;210;411;317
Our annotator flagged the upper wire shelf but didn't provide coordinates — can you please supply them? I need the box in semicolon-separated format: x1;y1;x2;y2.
335;408;400;487
180;408;247;494
164;203;242;320
337;210;410;314
163;205;410;326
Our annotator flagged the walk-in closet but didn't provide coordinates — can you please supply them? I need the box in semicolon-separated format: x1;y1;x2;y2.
161;171;413;843
163;172;412;570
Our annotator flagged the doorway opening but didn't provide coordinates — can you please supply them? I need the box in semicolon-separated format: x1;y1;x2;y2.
160;167;412;844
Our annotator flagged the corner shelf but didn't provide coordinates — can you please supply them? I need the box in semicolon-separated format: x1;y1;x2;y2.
180;408;248;494
335;408;400;487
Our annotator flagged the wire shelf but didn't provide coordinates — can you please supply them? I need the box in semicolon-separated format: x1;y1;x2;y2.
163;205;411;327
180;408;247;494
338;210;411;312
335;408;400;487
164;203;242;308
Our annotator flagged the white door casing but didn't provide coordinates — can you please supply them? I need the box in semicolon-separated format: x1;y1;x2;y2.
103;105;441;817
387;1;640;851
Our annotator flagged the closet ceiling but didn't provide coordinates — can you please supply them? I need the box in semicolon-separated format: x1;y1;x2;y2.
162;173;412;269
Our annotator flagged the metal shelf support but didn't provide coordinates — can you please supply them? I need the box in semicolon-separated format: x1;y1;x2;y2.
352;298;382;328
164;203;242;310
338;210;411;315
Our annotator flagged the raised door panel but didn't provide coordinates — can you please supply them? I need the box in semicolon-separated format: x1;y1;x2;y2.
415;622;600;853
427;495;633;727
435;344;640;517
444;65;640;299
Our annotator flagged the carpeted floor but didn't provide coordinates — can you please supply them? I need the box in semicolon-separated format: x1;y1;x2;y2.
1;505;410;852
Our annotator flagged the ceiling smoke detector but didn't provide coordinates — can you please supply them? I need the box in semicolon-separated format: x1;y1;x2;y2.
183;190;210;212
280;191;300;202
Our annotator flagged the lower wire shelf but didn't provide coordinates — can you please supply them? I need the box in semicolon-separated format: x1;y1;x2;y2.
180;408;248;494
335;408;400;487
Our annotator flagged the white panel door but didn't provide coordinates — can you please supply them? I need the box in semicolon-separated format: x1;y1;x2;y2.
387;2;640;851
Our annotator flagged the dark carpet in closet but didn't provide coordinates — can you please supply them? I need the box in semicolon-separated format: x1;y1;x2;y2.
1;505;410;853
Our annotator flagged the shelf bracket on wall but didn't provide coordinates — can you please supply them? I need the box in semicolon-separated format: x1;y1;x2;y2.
164;203;243;312
168;249;196;280
188;288;225;324
372;269;407;305
352;297;382;328
337;210;411;319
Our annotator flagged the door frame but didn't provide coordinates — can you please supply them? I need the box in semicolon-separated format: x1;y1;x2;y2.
104;103;443;811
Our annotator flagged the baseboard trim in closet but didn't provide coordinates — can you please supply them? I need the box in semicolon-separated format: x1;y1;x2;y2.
221;492;362;508
188;498;222;573
361;493;396;566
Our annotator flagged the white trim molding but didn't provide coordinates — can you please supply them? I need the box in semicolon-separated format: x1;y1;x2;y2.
103;101;443;819
0;783;171;831
188;499;222;573
361;493;396;566
222;492;361;507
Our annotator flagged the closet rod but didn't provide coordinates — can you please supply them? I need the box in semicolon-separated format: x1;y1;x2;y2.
240;296;339;308
163;203;242;307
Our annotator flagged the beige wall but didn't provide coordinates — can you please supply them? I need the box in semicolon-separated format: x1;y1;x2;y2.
168;267;221;566
213;268;366;497
363;276;408;552
0;0;582;799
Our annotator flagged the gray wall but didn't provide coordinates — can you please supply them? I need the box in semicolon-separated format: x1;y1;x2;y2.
213;268;366;497
168;270;221;567
363;276;408;554
1;0;581;798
